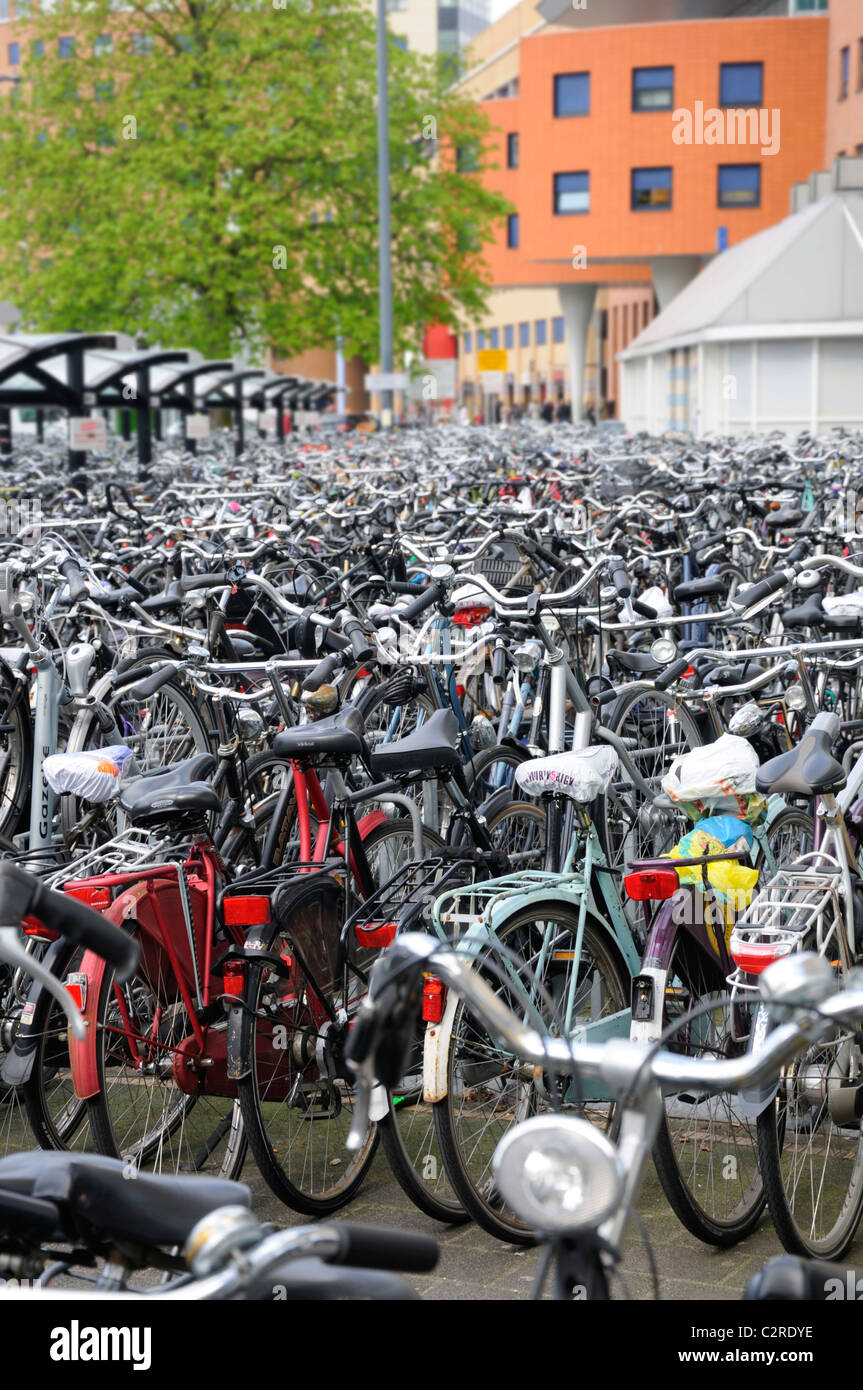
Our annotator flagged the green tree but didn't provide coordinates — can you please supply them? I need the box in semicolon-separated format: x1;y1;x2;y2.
0;0;510;361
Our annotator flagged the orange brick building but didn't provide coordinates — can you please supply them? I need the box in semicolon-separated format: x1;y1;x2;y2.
457;0;834;418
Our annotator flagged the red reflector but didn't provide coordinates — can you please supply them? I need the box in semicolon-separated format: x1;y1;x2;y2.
222;963;246;997
357;920;398;949
65;973;87;1011
453;605;490;628
65;884;111;911
422;975;446;1023
682;666;695;679
223;896;270;926
730;941;792;975
624;868;679;902
22;915;52;938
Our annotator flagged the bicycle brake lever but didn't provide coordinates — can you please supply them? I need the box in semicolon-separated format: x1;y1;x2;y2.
0;927;87;1041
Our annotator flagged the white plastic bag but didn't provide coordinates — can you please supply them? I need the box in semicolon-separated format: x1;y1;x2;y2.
516;746;619;802
43;746;133;804
662;733;759;804
640;585;673;619
822;591;863;619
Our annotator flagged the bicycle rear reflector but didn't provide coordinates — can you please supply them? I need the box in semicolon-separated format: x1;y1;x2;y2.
624;868;679;902
356;920;398;948
422;975;447;1023
729;935;794;975
65;972;87;1011
223;896;271;927
453;604;490;629
221;962;246;998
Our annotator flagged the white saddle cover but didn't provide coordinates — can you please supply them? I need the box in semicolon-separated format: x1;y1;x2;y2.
515;747;619;803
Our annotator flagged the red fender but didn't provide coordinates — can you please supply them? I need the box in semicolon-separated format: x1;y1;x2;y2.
355;809;388;841
68;880;153;1101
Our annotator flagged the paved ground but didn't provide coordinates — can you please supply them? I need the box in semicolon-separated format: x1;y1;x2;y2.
246;1145;809;1302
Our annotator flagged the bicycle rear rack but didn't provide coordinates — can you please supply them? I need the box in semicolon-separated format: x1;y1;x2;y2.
727;850;848;997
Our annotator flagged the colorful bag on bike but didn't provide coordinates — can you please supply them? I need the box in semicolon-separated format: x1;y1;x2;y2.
666;825;759;931
43;745;133;804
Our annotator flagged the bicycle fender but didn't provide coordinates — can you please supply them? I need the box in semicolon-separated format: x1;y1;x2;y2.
0;936;76;1087
423;988;459;1104
629;965;668;1045
69;948;108;1100
738;1001;780;1117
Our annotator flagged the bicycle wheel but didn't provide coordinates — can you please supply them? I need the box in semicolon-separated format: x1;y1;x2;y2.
757;1011;863;1260
464;741;530;802
87;937;246;1181
652;928;765;1246
757;807;814;876
379;1035;468;1224
0;666;30;839
237;873;379;1215
434;903;630;1244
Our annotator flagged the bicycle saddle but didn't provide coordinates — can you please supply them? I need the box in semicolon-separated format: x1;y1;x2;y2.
782;592;861;631
273;705;368;763
370;708;461;777
0;1151;251;1249
673;576;727;603
515;746;619;803
119;755;221;824
606;649;661;676
756;724;845;797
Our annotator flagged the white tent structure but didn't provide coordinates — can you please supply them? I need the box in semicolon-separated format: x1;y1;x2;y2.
619;158;863;437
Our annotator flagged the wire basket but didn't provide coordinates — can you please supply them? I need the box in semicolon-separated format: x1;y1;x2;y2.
727;852;847;995
343;851;484;950
474;546;532;597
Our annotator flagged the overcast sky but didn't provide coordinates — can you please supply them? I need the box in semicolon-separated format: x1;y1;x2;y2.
490;0;523;19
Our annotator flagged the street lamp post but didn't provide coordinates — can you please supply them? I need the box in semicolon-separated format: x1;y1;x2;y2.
376;0;394;429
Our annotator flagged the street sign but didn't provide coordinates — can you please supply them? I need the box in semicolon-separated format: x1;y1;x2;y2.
480;371;505;392
68;417;106;451
186;413;210;440
477;349;507;372
364;372;409;392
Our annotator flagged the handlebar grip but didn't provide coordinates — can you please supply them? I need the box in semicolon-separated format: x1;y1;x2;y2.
593;685;619;707
332;1223;439;1274
396;582;444;625
179;572;231;592
387;580;426;596
0;863;139;981
343;617;373;665
34;881;140;981
125;664;176;699
654;656;692;691
783;540;809;566
59;556;88;604
730;571;792;612
492;642;507;685
632;598;659;620
302;653;341;691
112;662;154;690
608;555;631;597
598;517;619;543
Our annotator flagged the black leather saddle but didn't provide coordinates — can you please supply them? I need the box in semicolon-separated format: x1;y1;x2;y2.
674;576;727;604
756;726;845;797
703;660;766;686
119;752;220;825
272;705;369;765
0;1151;250;1248
370;708;461;778
607;649;661;676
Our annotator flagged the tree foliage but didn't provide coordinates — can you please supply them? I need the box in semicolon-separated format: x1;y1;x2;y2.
0;0;510;359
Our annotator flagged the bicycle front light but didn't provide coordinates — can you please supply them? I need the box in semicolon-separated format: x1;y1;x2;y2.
492;1115;623;1235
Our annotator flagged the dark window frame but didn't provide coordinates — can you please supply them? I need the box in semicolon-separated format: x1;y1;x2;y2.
632;65;674;112
553;71;590;118
631;166;673;211
553;170;590;215
718;162;761;209
719;61;763;109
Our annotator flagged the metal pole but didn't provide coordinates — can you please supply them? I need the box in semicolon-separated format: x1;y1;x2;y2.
376;0;394;429
336;333;346;416
67;348;86;473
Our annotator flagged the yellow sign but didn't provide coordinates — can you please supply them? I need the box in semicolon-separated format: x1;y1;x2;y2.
477;349;508;372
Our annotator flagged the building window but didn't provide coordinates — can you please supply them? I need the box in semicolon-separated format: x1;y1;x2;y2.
718;164;761;208
8;41;18;64
477;330;486;351
632;66;674;112
553;317;565;344
490;328;500;349
554;171;589;214
507;132;519;169
392;36;407;51
464;332;473;354
505;324;514;350
30;39;43;58
457;140;480;173
59;36;75;58
720;62;763;108
93;34;113;57
631;167;672;210
507;212;519;248
840;46;849;100
0;1;9;20
554;72;590;117
519;322;529;347
535;320;547;346
131;33;154;56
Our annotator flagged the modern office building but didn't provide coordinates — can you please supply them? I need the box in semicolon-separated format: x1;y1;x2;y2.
455;0;834;418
